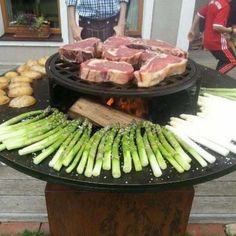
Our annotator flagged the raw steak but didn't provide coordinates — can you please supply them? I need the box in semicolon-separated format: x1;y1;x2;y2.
59;37;102;63
102;46;144;65
129;38;187;58
134;54;187;87
103;36;134;49
80;59;134;85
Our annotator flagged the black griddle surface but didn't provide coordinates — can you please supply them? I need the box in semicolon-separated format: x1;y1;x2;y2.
0;67;236;192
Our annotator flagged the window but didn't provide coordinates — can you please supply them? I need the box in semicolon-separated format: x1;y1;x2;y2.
126;0;143;37
0;0;61;35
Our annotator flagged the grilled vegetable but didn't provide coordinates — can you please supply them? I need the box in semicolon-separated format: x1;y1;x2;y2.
136;124;149;167
144;122;167;170
129;124;142;172
1;101;231;179
121;126;132;173
102;126;118;171
143;133;162;177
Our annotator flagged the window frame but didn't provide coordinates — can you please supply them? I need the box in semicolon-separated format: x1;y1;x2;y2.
126;0;144;37
0;0;61;34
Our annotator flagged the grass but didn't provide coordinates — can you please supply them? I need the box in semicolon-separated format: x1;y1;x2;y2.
0;230;49;236
185;233;193;236
20;230;49;236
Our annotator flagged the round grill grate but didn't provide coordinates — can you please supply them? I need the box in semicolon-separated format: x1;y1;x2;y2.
46;53;201;97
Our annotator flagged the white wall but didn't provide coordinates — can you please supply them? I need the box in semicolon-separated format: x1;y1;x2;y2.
176;0;196;51
149;0;196;50
151;0;182;45
142;0;154;39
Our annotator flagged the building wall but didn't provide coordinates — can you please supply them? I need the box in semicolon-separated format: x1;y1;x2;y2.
194;0;209;15
0;46;57;65
150;0;196;51
151;0;183;45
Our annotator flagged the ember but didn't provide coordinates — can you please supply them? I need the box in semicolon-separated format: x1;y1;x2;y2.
106;97;148;118
106;97;114;106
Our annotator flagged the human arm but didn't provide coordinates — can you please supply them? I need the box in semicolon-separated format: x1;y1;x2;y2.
67;5;83;41
188;13;202;42
114;1;128;36
188;5;207;42
213;25;236;35
213;6;236;35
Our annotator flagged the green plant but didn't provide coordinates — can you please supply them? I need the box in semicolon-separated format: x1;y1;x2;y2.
185;232;193;236
20;229;49;236
15;13;49;31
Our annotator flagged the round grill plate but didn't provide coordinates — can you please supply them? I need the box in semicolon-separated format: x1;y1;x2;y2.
46;53;200;97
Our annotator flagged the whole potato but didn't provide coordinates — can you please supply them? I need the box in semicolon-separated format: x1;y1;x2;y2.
0;76;11;83
21;71;42;80
30;65;46;75
11;76;33;83
26;59;38;67
38;56;49;66
4;71;18;79
8;87;33;98
17;64;30;74
0;89;6;96
9;95;36;108
0;95;10;105
8;82;32;90
0;77;9;89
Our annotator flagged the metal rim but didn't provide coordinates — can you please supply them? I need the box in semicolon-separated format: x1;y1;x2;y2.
0;151;236;192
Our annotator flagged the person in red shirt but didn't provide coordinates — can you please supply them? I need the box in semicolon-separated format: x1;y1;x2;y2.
188;0;236;74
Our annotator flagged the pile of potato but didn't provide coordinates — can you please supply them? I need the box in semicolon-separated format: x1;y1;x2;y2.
0;56;48;108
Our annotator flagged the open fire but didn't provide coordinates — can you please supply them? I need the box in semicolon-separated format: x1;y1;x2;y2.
106;97;148;118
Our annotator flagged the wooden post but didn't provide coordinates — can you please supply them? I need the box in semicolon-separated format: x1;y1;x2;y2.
45;183;194;236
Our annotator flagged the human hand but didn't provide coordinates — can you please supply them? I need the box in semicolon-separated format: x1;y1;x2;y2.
188;31;196;42
71;26;83;41
232;28;236;35
113;24;125;36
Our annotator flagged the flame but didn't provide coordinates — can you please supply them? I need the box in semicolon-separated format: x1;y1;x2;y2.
106;97;114;106
105;97;148;118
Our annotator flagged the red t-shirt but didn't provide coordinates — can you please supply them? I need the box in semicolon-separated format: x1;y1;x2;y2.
198;0;230;50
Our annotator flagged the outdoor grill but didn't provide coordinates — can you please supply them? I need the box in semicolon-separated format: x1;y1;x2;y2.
0;57;235;192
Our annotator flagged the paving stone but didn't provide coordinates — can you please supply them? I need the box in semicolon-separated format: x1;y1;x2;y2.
187;223;226;236
0;222;40;235
189;50;236;79
39;222;50;234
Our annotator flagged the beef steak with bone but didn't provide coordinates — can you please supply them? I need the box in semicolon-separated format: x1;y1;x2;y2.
59;36;187;87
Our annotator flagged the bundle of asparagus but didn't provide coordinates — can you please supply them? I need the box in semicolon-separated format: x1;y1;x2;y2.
0;107;218;179
201;87;236;101
168;92;236;161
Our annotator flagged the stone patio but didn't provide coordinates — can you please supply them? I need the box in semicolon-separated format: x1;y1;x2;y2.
188;49;236;79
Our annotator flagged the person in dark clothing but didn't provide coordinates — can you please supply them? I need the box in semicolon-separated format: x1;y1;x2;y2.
188;0;236;74
66;0;129;42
